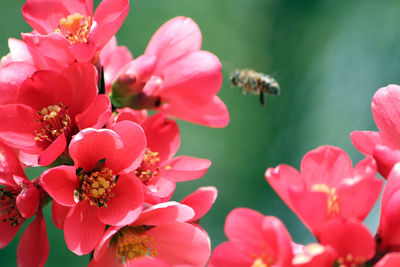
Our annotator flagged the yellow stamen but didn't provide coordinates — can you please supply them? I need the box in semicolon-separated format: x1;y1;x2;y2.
251;258;268;267
135;148;161;183
80;168;115;207
311;184;340;218
337;253;366;267
115;227;157;263
34;103;72;144
55;13;92;45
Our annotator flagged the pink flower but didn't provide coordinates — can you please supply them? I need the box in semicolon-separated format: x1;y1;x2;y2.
265;145;382;237
21;0;129;66
110;111;212;204
209;208;293;267
89;202;210;267
0;141;49;267
110;16;229;128
351;84;400;178
40;121;146;255
0;62;111;166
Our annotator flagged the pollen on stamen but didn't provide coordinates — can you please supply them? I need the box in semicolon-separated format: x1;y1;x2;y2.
0;188;24;227
251;251;275;267
337;253;365;267
34;103;72;144
55;13;92;45
80;168;116;207
135;148;161;184
115;227;157;263
311;184;340;218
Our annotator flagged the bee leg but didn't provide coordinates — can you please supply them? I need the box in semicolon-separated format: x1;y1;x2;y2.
259;91;265;106
251;77;257;93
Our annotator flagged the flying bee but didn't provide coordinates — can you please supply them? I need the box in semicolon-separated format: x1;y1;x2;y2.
230;69;280;106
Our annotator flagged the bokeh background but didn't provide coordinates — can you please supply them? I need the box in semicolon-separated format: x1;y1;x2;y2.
2;0;400;265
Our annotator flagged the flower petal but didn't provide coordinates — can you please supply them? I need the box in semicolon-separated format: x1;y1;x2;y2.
157;96;229;128
64;201;106;255
225;208;266;251
372;85;400;148
147;222;210;267
17;210;49;267
69;128;122;172
265;164;303;210
0;104;39;151
0;141;25;185
161;156;211;182
145;16;202;72
158;51;222;107
373;145;400;178
15;176;39;218
21;33;74;66
91;0;129;49
38;133;67;166
140;113;180;163
109;121;146;174
0;217;23;249
97;174;143;226
40;165;79;207
209;241;253;267
133;201;194;226
52;201;70;229
350;131;384;156
22;0;69;34
300;146;353;188
320;219;375;262
76;94;112;130
89;242;121;267
337;178;382;221
0;62;36;105
180;186;217;221
375;253;400;267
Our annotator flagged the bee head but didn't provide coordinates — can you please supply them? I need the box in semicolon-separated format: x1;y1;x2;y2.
230;70;240;86
268;80;280;95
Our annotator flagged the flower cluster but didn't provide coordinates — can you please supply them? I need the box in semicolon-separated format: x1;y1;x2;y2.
209;84;400;266
0;0;228;266
3;0;400;267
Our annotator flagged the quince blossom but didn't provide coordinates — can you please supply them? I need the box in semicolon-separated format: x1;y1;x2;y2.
21;0;129;67
40;121;146;255
109;16;229;128
265;145;382;237
0;62;111;166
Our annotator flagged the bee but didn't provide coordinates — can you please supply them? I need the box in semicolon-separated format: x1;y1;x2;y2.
230;69;280;106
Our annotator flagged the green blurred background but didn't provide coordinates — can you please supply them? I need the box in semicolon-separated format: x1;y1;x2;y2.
1;0;400;265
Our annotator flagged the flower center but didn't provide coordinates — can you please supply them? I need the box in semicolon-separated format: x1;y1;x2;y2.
251;258;268;267
55;13;92;45
292;243;326;265
34;103;72;145
79;167;116;207
251;251;275;267
115;226;157;263
135;148;160;184
337;253;365;267
0;188;24;227
311;184;339;218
